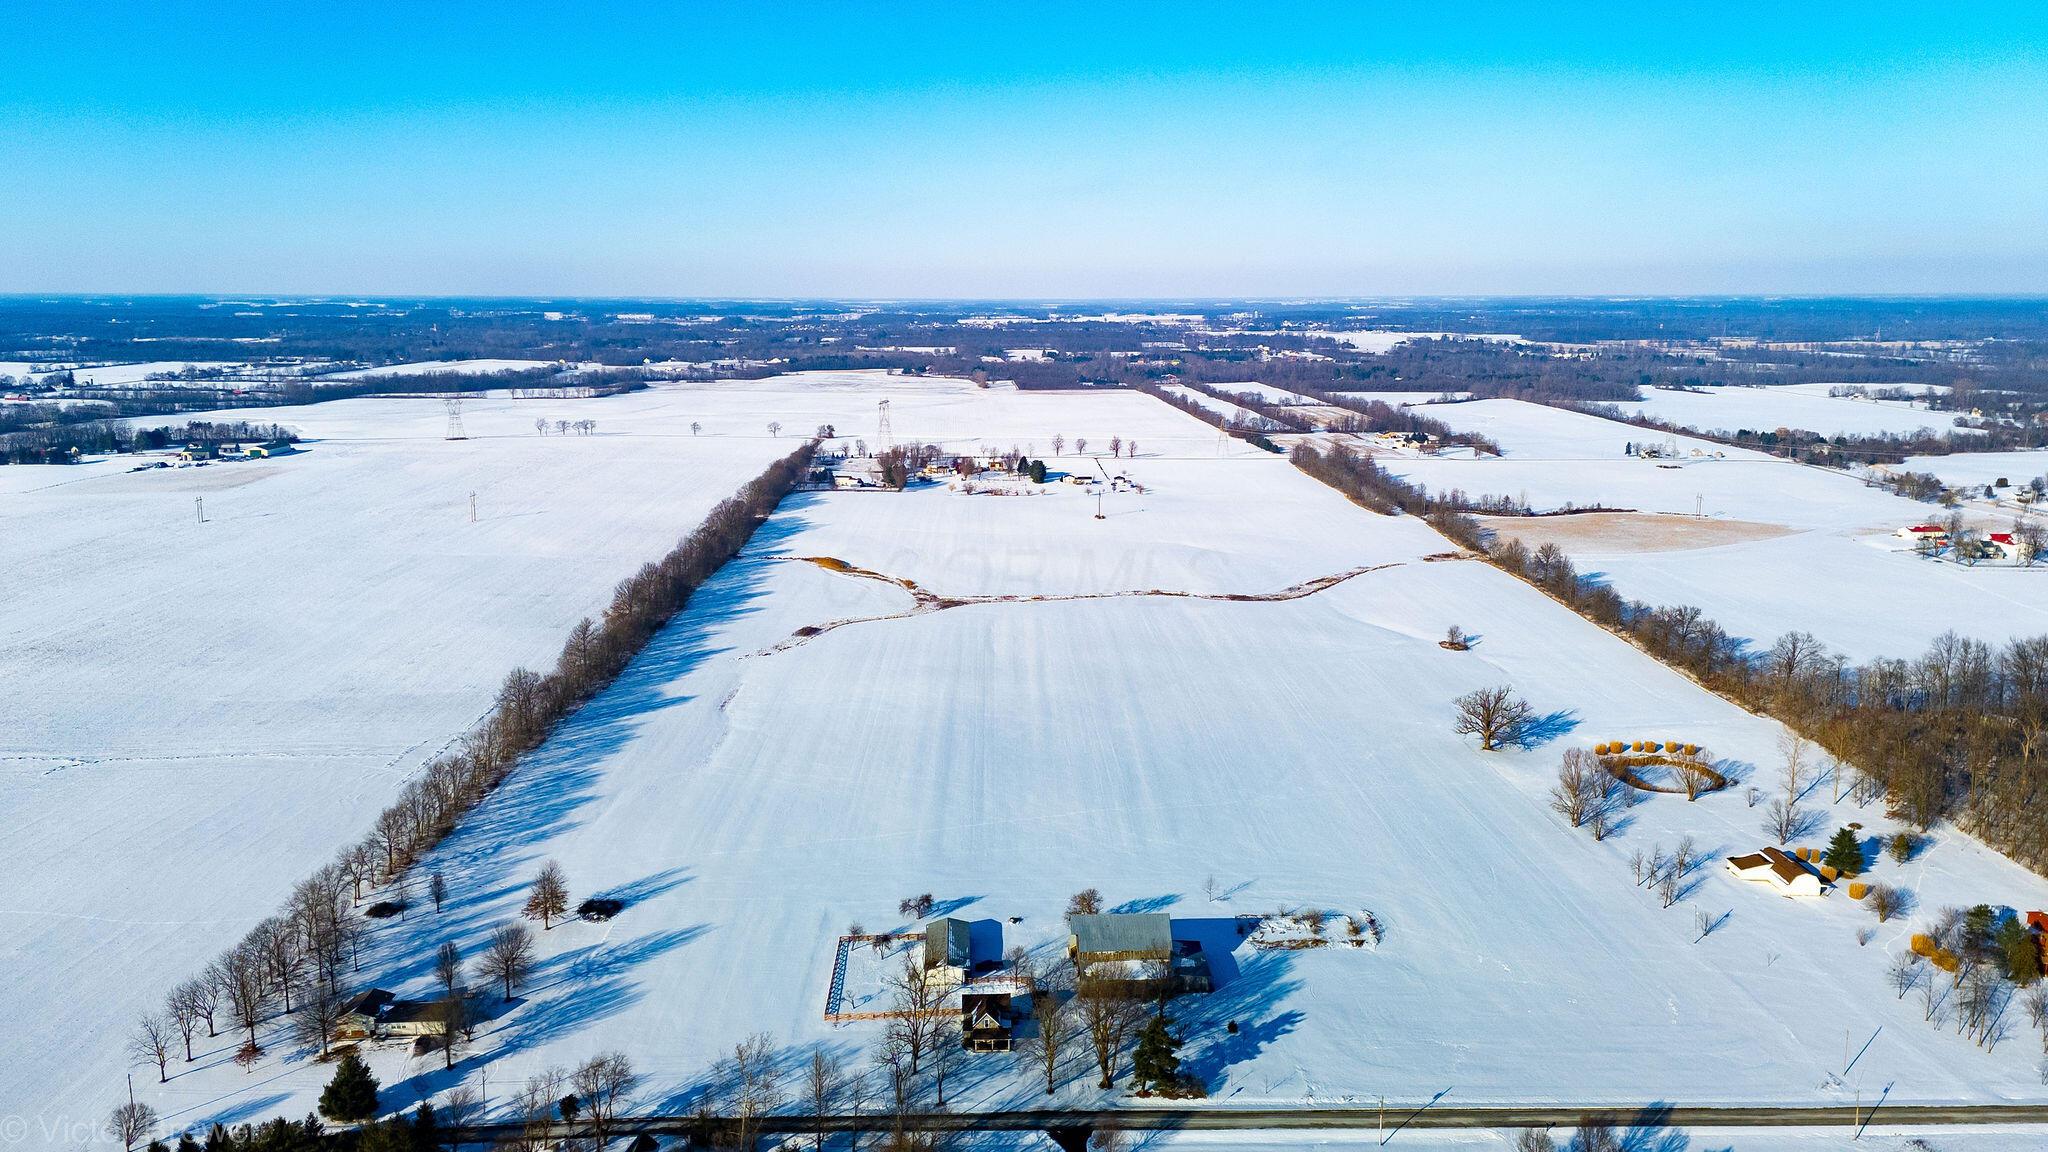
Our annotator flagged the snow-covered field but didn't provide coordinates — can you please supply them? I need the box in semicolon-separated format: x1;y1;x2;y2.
1901;449;2048;492
6;372;1248;1141
1208;382;1319;406
1380;400;2048;661
80;382;2048;1144
1160;383;1282;429
1611;386;1970;440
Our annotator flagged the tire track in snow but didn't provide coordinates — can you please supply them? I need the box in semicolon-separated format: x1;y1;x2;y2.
751;557;1406;655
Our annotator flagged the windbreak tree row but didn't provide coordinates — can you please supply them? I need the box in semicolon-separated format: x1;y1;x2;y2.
138;440;817;1090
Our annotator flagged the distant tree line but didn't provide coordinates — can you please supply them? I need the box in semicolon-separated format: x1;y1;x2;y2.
0;418;298;465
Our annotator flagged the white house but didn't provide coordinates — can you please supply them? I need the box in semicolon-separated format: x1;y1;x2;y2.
1725;847;1826;898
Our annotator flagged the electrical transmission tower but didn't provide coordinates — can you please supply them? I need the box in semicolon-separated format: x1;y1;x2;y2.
875;399;893;452
445;394;468;441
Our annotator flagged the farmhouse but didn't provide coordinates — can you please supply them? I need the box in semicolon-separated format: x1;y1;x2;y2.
335;989;394;1039
1988;532;2027;561
332;987;451;1039
1896;523;1949;543
960;991;1015;1052
1726;847;1827;898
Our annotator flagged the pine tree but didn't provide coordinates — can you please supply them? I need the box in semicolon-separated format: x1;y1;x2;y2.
1822;827;1863;876
1029;459;1047;483
2000;919;2042;984
408;1103;439;1152
318;1048;381;1122
1131;1012;1181;1095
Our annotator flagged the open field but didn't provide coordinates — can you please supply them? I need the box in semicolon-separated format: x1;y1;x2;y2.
1476;511;1799;552
98;381;2048;1142
1611;385;1970;440
1383;400;2048;661
4;372;1248;1138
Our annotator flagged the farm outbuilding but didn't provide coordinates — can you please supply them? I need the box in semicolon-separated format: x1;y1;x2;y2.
923;917;972;990
1726;847;1827;898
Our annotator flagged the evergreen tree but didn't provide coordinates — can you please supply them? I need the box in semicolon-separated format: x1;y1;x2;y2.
1028;459;1047;483
1131;1012;1181;1094
408;1102;439;1152
204;1124;232;1152
176;1135;201;1152
318;1049;381;1122
1999;918;2042;984
1821;827;1863;876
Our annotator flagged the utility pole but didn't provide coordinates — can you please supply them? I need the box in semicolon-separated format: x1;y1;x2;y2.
469;491;477;523
194;496;205;524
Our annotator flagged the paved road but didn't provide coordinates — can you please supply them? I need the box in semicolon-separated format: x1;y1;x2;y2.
448;1100;2048;1145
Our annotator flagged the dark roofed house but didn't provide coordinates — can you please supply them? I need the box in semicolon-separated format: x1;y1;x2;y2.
961;991;1014;1052
336;989;394;1039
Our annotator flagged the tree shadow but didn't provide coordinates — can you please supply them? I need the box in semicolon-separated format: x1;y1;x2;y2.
1109;894;1180;915
1619;1101;1692;1152
1512;709;1580;749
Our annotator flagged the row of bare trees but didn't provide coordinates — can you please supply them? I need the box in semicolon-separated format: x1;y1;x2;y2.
135;443;816;1098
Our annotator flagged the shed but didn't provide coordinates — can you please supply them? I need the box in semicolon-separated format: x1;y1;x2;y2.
1070;912;1173;963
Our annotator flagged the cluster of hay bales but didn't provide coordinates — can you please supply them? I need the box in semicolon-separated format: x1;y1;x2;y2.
1593;739;1702;757
1911;932;1962;972
1848;881;1871;900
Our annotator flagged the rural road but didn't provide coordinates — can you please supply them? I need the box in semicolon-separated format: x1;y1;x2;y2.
450;1100;2048;1145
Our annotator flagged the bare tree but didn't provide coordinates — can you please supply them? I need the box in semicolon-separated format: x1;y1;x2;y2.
435;939;465;998
1066;888;1103;920
1052;434;1065;456
523;859;569;929
1514;1130;1558;1152
429;871;447;913
515;1067;568;1152
572;1051;639;1151
291;976;343;1058
167;981;207;1059
726;1033;784;1152
1453;685;1534;751
435;996;470;1070
482;922;536;1000
1027;965;1077;1094
1078;983;1145;1089
768;421;783;437
1075;437;1088;454
1868;883;1908;923
1888;953;1926;999
691;421;702;436
1549;748;1603;827
1779;732;1812;800
129;1012;175;1083
442;1083;482;1128
930;1015;963;1107
1574;1116;1620;1152
109;1101;158;1152
216;940;270;1047
883;951;947;1075
1110;436;1123;458
807;1049;841;1152
1764;797;1805;845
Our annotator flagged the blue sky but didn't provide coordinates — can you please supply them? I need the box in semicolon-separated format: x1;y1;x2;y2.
2;2;2043;296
